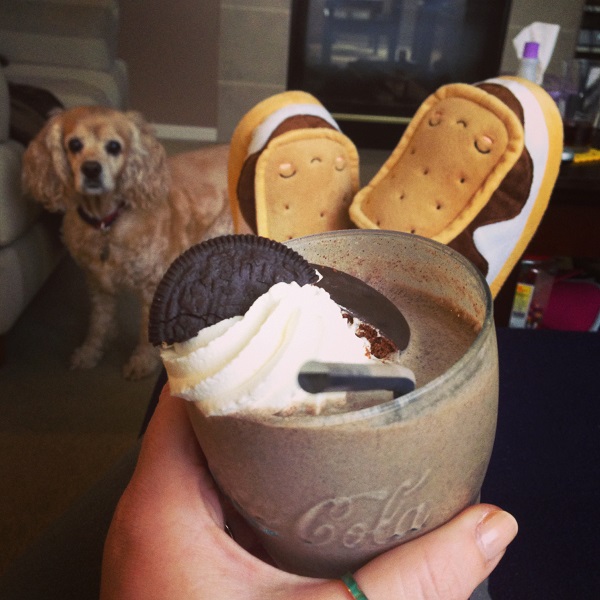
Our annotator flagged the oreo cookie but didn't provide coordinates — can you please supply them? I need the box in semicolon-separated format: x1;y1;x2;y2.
149;234;318;346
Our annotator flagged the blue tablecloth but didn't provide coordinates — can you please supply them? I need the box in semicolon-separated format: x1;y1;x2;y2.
483;328;600;599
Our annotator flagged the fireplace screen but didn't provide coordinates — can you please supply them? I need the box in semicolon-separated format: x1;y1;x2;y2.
288;0;512;147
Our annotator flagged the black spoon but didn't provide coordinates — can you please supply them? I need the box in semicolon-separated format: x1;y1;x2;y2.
312;264;410;353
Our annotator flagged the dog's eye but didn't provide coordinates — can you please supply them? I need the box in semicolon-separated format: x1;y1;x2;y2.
106;140;122;156
67;138;83;154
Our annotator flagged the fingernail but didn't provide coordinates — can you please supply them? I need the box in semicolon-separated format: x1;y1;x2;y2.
476;510;518;562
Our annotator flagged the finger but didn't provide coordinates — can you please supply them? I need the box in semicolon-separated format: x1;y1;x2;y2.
135;387;279;561
132;384;224;526
354;504;518;600
138;384;203;472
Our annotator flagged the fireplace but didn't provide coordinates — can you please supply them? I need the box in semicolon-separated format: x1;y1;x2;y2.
287;0;513;148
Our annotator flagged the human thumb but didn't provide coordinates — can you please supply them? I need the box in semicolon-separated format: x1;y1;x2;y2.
353;504;518;600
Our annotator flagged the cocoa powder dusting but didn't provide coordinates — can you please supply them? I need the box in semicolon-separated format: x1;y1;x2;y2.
356;323;398;359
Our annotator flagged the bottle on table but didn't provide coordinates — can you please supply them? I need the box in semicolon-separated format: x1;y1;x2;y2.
517;41;540;83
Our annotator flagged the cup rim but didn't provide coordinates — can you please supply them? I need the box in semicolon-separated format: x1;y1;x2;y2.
282;229;494;426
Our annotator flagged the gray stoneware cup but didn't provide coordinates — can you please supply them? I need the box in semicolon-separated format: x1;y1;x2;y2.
186;230;498;578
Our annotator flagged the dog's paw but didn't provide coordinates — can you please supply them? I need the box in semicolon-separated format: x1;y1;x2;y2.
123;344;160;380
70;344;104;370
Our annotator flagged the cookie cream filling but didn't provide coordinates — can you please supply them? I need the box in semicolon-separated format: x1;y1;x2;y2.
160;281;380;416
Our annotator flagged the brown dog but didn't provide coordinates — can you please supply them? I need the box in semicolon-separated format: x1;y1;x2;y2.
23;106;232;379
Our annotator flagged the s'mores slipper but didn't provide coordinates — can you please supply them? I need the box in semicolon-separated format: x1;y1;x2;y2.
228;91;360;242
349;76;563;297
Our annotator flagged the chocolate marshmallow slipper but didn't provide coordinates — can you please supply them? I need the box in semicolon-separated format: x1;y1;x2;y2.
228;91;360;242
350;76;563;297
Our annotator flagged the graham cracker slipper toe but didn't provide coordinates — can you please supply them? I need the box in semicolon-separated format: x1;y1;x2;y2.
349;76;563;297
228;90;360;242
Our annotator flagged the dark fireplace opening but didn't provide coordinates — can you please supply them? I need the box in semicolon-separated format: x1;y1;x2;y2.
288;0;513;148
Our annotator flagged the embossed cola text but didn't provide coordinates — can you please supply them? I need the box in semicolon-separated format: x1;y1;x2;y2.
297;471;431;548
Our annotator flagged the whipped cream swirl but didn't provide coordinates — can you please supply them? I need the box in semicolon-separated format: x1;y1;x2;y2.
160;281;376;415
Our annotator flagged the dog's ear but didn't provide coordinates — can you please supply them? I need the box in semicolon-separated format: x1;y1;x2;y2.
22;110;71;212
119;111;171;208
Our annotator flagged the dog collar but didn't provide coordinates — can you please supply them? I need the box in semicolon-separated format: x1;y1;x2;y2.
77;202;126;231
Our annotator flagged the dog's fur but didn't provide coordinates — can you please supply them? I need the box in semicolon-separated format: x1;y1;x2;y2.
23;106;232;379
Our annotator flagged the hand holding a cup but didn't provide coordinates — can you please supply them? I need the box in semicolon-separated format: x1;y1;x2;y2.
100;387;518;600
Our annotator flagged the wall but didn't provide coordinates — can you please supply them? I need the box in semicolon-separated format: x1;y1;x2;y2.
118;0;220;140
217;0;291;142
117;1;585;141
216;0;585;143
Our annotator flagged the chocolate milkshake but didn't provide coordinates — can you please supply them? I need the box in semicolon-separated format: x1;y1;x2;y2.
158;231;498;578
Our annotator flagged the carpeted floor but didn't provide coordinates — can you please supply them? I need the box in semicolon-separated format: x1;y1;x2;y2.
0;139;388;576
0;252;157;574
0;138;213;576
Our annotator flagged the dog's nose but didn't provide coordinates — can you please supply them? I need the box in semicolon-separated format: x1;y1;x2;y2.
82;161;102;180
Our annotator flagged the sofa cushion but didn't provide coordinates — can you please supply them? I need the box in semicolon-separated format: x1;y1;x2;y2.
0;0;118;71
3;60;128;109
0;213;63;334
0;140;44;247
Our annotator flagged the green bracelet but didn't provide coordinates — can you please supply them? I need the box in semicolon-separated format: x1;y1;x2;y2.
340;572;369;600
